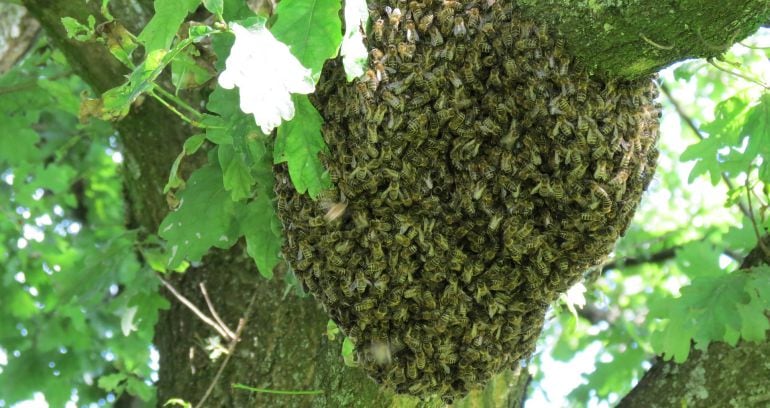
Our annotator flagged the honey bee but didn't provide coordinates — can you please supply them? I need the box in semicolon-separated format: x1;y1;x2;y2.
328;253;344;267
452;16;467;37
381;90;403;111
355;81;373;102
324;202;347;222
591;182;612;213
374;61;388;83
334;240;353;256
397;42;415;60
404;329;421;350
370;47;384;63
299;241;314;260
406;360;418;379
405;20;419;43
385;6;403;30
593;160;609;181
610;168;629;188
515;38;537;50
372;18;385;42
324;287;339;303
340;280;355;298
418;13;434;32
354;298;375;312
363;69;379;92
465;7;480;29
483;69;502;90
408;0;424;21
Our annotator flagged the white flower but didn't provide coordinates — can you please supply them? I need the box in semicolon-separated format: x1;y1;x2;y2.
341;0;369;81
218;23;315;134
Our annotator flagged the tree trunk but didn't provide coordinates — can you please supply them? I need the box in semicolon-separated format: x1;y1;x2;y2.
18;1;770;407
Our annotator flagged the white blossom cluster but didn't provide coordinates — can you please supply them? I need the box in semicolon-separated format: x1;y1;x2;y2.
218;22;315;134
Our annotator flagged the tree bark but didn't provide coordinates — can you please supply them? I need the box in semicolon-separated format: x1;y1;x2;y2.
518;0;769;79
17;0;770;407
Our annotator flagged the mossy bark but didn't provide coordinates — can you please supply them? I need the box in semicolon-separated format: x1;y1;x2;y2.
517;0;770;79
18;0;770;407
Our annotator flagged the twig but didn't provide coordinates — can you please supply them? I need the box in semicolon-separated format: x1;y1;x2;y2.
200;282;235;340
195;291;259;408
659;82;752;218
157;276;231;340
744;176;770;259
232;384;324;395
707;58;770;90
601;246;680;273
639;33;674;50
149;90;204;128
154;85;203;118
738;42;770;50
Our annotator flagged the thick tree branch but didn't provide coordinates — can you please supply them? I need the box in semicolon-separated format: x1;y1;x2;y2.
519;0;770;79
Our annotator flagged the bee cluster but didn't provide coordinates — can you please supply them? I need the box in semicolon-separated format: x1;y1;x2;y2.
274;0;660;402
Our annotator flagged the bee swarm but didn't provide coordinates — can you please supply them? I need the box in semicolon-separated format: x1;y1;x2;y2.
275;0;660;402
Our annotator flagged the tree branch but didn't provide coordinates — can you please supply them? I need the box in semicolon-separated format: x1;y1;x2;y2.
519;0;770;79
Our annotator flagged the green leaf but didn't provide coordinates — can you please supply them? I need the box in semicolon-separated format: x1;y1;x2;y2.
165;134;205;192
138;0;201;52
274;95;331;198
271;0;343;80
680;136;723;185
171;46;214;91
326;319;340;341
203;0;223;17
98;372;127;391
342;337;357;367
241;198;282;278
650;271;760;362
165;398;193;408
570;346;645;399
741;93;770;181
680;94;752;184
223;0;254;21
101;49;168;120
675;241;724;279
219;144;256;201
61;15;96;41
158;162;240;268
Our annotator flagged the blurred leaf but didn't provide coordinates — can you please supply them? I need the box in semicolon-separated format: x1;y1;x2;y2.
570;346;645;401
675;241;725;279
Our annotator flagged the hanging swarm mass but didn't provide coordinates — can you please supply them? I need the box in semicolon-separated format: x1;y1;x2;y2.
274;0;660;402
